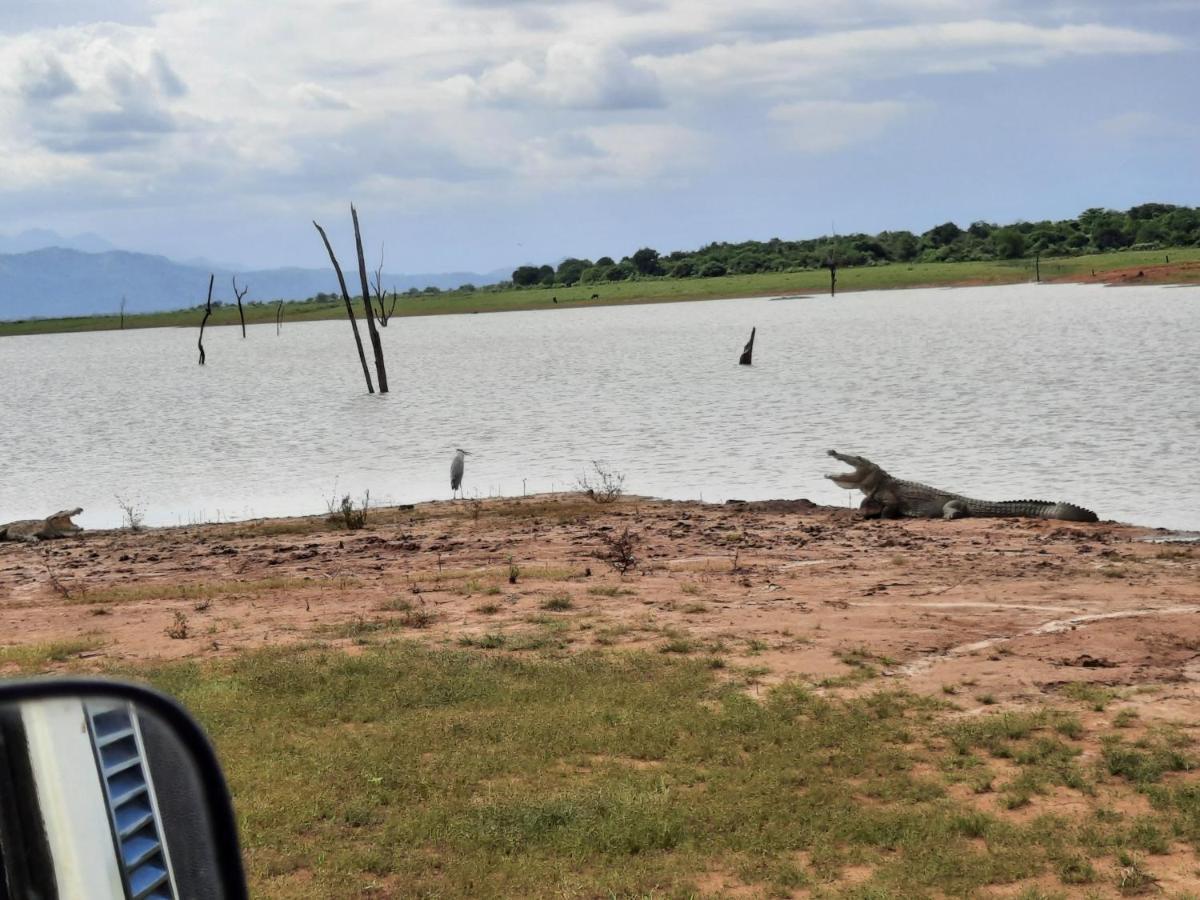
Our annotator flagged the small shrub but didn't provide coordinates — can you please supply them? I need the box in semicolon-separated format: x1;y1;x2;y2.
1113;708;1140;728
596;527;638;574
115;493;146;531
166;611;190;640
577;460;625;503
399;607;436;629
540;593;573;611
1115;855;1158;895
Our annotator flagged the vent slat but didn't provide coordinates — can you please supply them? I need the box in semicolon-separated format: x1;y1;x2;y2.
85;702;176;900
94;725;136;748
122;831;163;869
129;862;169;899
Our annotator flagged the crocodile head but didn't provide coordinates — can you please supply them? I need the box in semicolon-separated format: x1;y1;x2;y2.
42;508;83;537
824;450;889;495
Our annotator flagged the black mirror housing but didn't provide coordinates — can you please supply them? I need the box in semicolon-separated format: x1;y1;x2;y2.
0;678;247;900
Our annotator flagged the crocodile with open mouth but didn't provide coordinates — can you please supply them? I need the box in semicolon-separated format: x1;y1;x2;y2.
825;451;1098;522
0;508;84;543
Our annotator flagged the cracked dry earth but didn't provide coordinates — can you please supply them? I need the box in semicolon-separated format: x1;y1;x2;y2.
3;494;1198;709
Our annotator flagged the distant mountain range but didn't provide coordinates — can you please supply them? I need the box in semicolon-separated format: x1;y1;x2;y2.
0;232;508;320
0;228;117;255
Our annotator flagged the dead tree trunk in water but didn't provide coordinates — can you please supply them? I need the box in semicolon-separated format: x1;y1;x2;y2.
828;260;837;296
232;276;249;337
275;300;284;335
739;326;756;365
198;274;214;365
351;205;389;393
314;221;375;394
119;295;126;330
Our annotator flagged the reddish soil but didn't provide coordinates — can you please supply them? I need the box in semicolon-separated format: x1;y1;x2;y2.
2;495;1197;714
1052;260;1200;285
6;495;1200;895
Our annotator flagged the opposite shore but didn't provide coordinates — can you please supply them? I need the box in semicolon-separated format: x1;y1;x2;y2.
2;246;1197;337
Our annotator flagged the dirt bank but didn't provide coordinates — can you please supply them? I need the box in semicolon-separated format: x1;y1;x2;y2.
3;494;1197;712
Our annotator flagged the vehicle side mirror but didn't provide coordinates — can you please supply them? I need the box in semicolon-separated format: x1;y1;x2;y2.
0;678;247;900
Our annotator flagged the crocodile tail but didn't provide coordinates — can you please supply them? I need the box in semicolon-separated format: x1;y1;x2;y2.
986;500;1099;523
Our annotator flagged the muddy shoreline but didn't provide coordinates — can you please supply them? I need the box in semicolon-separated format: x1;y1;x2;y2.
3;494;1197;713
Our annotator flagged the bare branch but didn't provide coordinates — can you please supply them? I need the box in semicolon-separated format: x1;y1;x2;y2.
232;275;249;338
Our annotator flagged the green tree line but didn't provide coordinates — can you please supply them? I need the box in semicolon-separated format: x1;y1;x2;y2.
510;203;1199;287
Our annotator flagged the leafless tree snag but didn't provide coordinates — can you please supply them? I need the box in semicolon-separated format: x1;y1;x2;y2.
119;295;127;330
371;245;398;327
351;205;389;393
275;300;284;335
198;273;214;365
739;326;756;365
232;276;249;337
314;220;375;393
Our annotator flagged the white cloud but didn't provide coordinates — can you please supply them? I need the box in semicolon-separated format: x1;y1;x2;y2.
769;99;913;152
289;82;355;110
449;42;663;109
0;0;1188;263
1;24;189;154
639;20;1182;94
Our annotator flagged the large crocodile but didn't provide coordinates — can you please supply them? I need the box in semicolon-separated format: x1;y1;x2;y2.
0;508;84;543
825;451;1098;522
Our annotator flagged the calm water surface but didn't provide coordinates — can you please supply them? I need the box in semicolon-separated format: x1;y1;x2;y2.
2;283;1197;530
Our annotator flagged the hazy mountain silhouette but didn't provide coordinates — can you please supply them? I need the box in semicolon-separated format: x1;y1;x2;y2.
0;246;507;320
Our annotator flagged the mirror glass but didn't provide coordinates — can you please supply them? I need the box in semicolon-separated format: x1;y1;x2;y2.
0;695;232;900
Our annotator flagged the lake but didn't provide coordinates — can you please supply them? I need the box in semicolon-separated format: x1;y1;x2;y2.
1;282;1197;531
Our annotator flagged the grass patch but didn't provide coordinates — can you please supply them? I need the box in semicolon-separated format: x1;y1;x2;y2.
1060;681;1122;711
586;585;637;598
0;636;105;669
540;592;574;611
1102;732;1193;785
74;576;322;606
112;643;1195;897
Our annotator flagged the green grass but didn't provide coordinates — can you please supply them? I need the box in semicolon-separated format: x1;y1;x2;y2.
74;576;326;606
0;636;105;669
122;642;1195;898
6;246;1199;337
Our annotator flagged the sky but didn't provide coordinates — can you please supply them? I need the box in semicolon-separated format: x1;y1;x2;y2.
0;0;1196;273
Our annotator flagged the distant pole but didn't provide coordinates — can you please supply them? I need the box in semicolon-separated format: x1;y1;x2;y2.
275;300;284;335
119;295;126;330
1035;254;1041;283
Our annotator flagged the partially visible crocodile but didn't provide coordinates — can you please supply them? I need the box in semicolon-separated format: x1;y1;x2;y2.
825;451;1098;522
0;508;84;543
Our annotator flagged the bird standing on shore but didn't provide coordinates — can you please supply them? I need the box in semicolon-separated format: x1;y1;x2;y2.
450;448;470;499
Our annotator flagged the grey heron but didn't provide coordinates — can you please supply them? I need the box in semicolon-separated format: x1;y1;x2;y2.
450;448;471;498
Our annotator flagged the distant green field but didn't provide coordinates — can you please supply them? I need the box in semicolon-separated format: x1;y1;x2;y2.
2;246;1195;338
